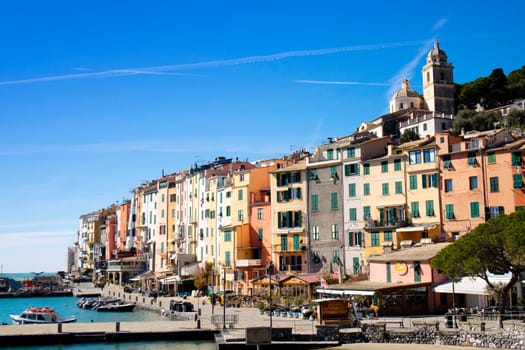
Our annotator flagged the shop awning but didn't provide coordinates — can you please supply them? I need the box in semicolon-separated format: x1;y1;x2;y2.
433;274;518;295
160;275;181;284
129;271;154;281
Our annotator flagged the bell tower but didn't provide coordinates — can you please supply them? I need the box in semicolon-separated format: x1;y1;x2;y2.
422;41;455;115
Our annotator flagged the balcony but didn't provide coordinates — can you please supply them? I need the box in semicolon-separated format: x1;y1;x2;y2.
365;218;408;229
236;259;262;267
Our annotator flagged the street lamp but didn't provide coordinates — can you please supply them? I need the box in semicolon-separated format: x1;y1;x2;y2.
267;262;275;335
223;267;227;330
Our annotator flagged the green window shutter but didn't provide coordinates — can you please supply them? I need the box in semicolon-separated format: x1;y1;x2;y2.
394;159;401;171
490;177;499;192
225;251;231;267
363;183;370;195
349;208;357;221
278;213;282;228
386;262;391;283
363;163;370;175
331;192;338;209
281;235;288;252
513;174;523;188
348;232;354;246
384;230;392;241
347;147;355;158
363;206;370;220
310;169;318;180
382;183;389;195
293;234;300;251
348;183;356;197
258;229;263;240
421;174;427;189
311;194;319;211
297;211;302;226
512;152;522;166
395;181;402;194
426;200;434;216
381;161;388;173
357;232;362;246
488;152;496;164
445;204;455;219
371;232;380;247
409;175;417;190
470;202;480;218
355;164;360;175
411;201;419;217
330;166;337;177
344;164;350;176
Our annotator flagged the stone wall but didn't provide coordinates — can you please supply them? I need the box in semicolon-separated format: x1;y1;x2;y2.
356;322;525;349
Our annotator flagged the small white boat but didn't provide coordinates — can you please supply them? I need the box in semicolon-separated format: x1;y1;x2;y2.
9;307;77;324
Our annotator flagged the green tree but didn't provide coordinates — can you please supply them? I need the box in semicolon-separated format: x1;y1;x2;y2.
431;211;525;328
193;262;214;294
507;65;525;100
506;110;525;128
450;109;498;134
400;129;420;143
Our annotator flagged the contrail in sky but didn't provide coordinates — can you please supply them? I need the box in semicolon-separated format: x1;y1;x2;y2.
0;39;430;86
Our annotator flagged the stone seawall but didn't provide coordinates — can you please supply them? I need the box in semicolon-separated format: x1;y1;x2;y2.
358;322;525;349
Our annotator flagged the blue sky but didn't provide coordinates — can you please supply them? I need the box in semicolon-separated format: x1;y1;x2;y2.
0;1;524;273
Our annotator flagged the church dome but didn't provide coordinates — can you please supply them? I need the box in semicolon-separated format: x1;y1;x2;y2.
390;78;422;113
427;41;447;64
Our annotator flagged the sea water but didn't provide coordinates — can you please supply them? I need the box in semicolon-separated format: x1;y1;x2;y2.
0;296;215;350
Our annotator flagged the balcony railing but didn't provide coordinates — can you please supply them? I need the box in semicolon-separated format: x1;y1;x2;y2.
365;218;408;229
236;259;262;267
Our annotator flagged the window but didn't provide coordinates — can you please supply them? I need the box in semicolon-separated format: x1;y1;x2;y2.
225;252;231;267
384;230;392;242
312;226;319;240
363;163;370;175
257;229;263;241
330;192;338;209
371;232;380;247
348;183;356;197
468;152;477;166
470;202;480;218
422;173;438;189
382;183;389;195
469;176;478;190
445;179;453;192
423;123;428;131
488;152;496;164
489;177;499;192
425;200;435;216
291;234;300;251
257;208;263;220
414;261;421;282
363;206;371;220
238;189;243;200
347;147;355;158
443;155;452;170
344;163;360;176
331;224;339;240
224;230;232;242
395;181;402;194
409;175;418;190
512;152;522;166
386;262;391;283
349;231;362;247
445;204;455;219
281;235;288;252
277;211;302;228
332;250;340;263
411;202;420;217
349;208;357;221
514;174;523;188
310;169;319;181
169;194;176;202
489;206;505;218
423;148;435;163
394;159;401;171
381;161;388;173
238;210;243;221
327;149;334;160
409;150;421;165
226;206;231;217
311;194;319;212
363;183;370;195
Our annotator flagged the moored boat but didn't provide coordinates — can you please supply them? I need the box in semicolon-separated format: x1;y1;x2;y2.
96;301;136;312
9;307;77;324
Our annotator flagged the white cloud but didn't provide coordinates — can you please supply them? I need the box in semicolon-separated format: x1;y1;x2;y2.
432;18;448;32
0;40;429;86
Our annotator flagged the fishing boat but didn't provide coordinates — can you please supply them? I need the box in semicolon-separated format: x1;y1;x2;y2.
9;307;77;324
